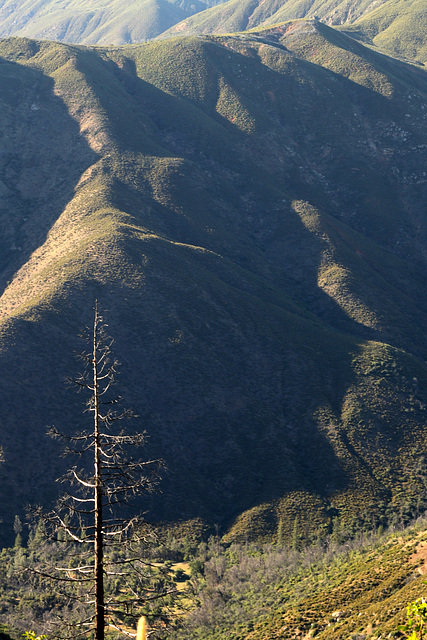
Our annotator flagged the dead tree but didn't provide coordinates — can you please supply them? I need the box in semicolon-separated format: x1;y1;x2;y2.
34;303;172;640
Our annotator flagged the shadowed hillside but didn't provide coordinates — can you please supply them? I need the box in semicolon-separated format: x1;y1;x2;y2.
0;24;426;545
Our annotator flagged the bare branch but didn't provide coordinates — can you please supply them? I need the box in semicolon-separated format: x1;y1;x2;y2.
27;567;95;583
71;469;96;488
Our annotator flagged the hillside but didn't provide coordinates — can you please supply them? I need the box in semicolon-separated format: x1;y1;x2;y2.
2;514;427;638
0;22;426;546
0;0;226;44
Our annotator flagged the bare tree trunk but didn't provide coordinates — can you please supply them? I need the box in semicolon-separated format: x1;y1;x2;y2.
35;303;169;638
93;308;104;640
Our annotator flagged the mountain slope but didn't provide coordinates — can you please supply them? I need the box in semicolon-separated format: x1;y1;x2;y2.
0;23;426;545
0;0;226;44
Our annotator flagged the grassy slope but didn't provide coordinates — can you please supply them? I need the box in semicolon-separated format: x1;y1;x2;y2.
0;24;426;544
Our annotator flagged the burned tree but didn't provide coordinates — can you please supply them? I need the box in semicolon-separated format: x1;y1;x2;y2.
34;304;173;640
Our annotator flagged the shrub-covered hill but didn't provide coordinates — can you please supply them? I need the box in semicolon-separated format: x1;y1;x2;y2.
0;23;426;546
171;520;427;640
2;516;427;639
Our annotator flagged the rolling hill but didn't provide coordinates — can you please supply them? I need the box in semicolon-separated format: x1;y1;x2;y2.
0;20;426;546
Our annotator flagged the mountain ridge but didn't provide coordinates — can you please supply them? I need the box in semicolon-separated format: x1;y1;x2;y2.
0;0;425;67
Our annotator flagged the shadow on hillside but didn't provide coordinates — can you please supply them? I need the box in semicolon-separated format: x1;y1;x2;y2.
52;44;426;527
0;39;425;542
93;41;427;351
0;55;98;298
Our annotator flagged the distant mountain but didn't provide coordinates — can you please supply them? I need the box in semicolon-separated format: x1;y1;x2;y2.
341;0;427;64
161;0;427;65
0;22;426;545
0;0;226;43
1;0;425;63
160;0;388;39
